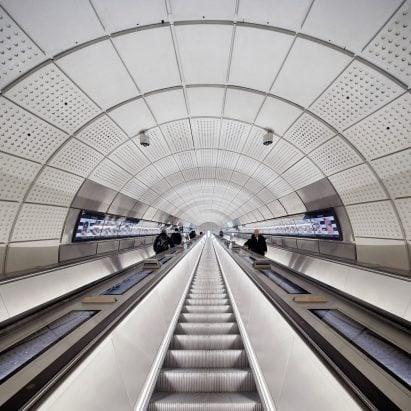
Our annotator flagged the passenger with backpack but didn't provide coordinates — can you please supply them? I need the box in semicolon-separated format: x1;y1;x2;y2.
170;227;182;245
153;229;174;254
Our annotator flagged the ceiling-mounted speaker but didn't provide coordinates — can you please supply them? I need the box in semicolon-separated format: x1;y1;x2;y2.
139;131;150;147
263;130;274;146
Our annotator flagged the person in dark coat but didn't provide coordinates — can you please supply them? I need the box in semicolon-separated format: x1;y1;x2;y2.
153;229;174;254
170;228;182;245
189;230;197;239
249;229;267;256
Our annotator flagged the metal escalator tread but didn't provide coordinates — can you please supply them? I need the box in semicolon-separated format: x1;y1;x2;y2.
149;239;262;410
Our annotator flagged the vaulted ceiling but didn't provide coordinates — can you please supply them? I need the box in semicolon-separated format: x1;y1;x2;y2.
0;0;410;246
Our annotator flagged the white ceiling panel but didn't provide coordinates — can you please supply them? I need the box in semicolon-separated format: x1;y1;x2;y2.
311;60;404;131
2;0;104;55
162;120;194;152
241;127;278;160
76;115;128;155
219;120;251;152
302;0;402;53
395;198;411;239
136;164;163;186
49;138;104;177
89;159;131;190
257;187;277;203
0;201;19;243
92;0;168;32
252;164;277;185
216;150;239;170
215;168;231;181
175;150;198;170
284;113;336;153
267;199;287;217
346;201;403;239
255;96;302;136
309;136;363;176
114;27;181;93
27;166;84;207
224;89;265;123
192;118;220;148
198;167;216;179
258;205;273;220
0;6;45;90
266;176;293;198
132;127;171;161
109;99;156;137
329;163;387;205
282;157;324;190
175;24;232;84
57;40;138;109
372;149;411;198
182;168;200;181
279;191;306;214
264;139;303;174
229;27;293;91
11;203;67;241
121;178;148;199
0;97;69;163
151;179;172;194
230;171;249;186
271;38;351;107
6;64;100;133
167;171;186;186
171;0;236;20
0;153;41;202
109;141;150;175
146;89;187;124
187;87;225;117
238;0;312;31
155;156;181;176
235;155;260;174
344;93;411;160
139;189;159;204
244;177;264;194
363;1;411;86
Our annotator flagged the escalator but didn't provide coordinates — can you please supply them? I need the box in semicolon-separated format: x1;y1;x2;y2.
149;241;262;410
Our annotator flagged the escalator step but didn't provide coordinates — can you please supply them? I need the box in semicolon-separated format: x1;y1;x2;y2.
171;334;243;349
175;322;239;335
179;313;235;323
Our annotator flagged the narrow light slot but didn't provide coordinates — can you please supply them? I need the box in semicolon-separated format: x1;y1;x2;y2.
102;270;152;295
311;309;411;389
0;311;98;384
261;269;309;294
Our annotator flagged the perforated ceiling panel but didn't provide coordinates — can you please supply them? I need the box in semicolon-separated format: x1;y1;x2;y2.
11;203;68;241
344;93;411;160
308;136;363;176
6;64;100;133
133;127;171;162
109;140;150;175
89;159;131;191
163;120;194;152
0;6;44;90
329;164;387;205
266;176;294;199
0;153;41;201
0;98;68;162
363;1;411;86
121;178;148;199
284;113;336;154
395;197;411;239
0;200;18;243
26;166;84;207
49;138;103;177
282;157;324;190
346;201;403;239
76;115;128;155
311;61;404;131
264;139;303;175
219;120;250;152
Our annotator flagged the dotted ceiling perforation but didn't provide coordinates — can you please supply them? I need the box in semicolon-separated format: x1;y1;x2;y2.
363;1;411;86
0;8;44;90
344;92;411;160
0;152;41;201
282;157;324;190
109;140;150;175
0;97;68;163
284;113;336;154
89;159;132;191
11;203;68;242
311;60;404;131
0;201;19;243
26;166;84;207
76;115;128;156
5;64;100;133
219;120;251;152
395;197;411;239
192;118;221;149
162;119;194;152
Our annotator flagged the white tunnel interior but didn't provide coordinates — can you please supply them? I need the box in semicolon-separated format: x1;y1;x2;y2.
0;0;410;276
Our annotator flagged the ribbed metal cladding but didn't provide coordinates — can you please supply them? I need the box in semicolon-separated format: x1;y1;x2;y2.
149;239;262;410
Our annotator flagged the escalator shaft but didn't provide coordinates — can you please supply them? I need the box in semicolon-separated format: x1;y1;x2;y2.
149;241;262;410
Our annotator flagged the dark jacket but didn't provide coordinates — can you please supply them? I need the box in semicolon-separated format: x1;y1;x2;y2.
189;231;196;239
249;234;267;256
170;231;182;245
153;233;174;254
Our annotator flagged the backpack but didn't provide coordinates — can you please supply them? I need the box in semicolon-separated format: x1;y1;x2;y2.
155;235;169;253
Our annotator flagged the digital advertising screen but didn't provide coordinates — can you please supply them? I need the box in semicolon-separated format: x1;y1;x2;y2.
300;209;341;240
73;211;105;241
118;218;140;237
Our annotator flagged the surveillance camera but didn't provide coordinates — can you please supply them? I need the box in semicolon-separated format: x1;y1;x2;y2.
263;130;273;146
139;132;150;147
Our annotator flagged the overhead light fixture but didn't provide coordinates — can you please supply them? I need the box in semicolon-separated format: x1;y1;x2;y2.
263;129;273;146
139;131;150;147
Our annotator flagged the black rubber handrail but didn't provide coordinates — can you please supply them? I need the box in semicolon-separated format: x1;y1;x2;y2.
216;241;401;411
0;241;203;411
